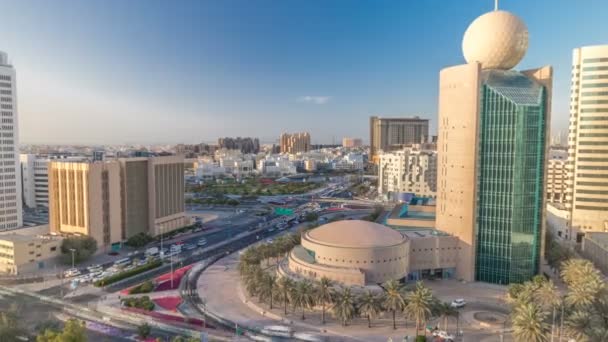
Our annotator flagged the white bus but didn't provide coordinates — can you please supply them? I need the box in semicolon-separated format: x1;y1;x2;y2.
113;257;131;267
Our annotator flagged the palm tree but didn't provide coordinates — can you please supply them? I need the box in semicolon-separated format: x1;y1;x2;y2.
315;277;334;324
434;301;458;332
512;302;550;342
404;281;434;337
560;259;605;309
382;279;406;330
258;273;277;309
276;276;295;315
358;290;382;328
292;280;315;320
332;286;357;326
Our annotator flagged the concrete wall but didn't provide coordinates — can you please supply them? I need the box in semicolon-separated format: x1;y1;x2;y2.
436;62;482;282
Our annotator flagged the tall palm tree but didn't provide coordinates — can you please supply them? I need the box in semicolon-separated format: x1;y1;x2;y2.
243;265;263;297
257;273;277;309
315;277;334;324
292;280;315;320
512;302;550;342
382;280;406;330
358;290;382;328
434;301;457;332
276;276;294;315
404;281;434;337
332;286;357;326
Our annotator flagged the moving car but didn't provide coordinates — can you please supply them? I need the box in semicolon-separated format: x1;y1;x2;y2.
450;298;466;308
432;330;455;341
63;268;80;278
197;238;208;247
183;243;196;251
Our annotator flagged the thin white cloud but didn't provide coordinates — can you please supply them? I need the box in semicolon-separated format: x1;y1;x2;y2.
297;96;332;104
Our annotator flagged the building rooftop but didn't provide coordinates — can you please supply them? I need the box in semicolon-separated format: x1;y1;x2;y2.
0;233;61;243
305;220;406;248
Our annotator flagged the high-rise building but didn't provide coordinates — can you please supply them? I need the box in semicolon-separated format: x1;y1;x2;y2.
280;132;310;154
547;149;568;204
436;9;551;284
217;137;260;154
378;146;437;199
342;137;363;148
566;45;608;234
369;116;429;164
48;161;123;247
119;156;187;238
49;156;187;247
20;154;50;209
0;51;22;231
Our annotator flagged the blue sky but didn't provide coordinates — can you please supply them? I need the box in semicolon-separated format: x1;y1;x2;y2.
1;0;607;145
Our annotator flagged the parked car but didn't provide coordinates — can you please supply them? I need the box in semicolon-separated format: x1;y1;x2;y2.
64;268;80;278
450;298;466;308
432;330;455;341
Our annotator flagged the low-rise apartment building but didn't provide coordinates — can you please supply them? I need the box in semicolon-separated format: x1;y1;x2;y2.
0;233;62;274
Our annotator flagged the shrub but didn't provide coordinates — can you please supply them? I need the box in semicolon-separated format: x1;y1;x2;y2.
122;296;155;311
304;212;318;222
94;260;162;287
60;236;97;265
415;336;426;342
129;280;155;294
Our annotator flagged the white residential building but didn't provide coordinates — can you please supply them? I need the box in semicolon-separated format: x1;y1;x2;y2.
378;146;437;199
0;51;22;230
257;156;296;176
20;154;49;208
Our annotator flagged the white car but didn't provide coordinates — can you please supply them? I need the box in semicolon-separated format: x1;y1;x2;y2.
64;268;81;278
432;330;455;341
450;298;466;308
87;264;102;273
197;239;208;247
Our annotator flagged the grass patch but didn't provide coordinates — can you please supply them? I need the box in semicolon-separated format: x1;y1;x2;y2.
129;280;155;294
121;296;155;311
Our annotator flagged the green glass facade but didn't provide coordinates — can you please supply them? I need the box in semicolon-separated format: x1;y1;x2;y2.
475;70;546;284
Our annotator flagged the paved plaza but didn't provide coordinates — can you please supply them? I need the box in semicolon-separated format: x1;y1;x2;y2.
197;252;514;342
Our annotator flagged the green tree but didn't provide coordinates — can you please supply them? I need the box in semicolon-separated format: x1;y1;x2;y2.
37;319;87;342
60;236;98;264
560;259;604;309
0;307;27;342
332;286;357;326
358;290;382;328
292;280;315;320
315;277;334;324
404;282;434;337
258;273;277;309
511;302;550;342
382;280;406;330
170;336;199;342
137;323;151;340
276;276;295;315
125;232;154;248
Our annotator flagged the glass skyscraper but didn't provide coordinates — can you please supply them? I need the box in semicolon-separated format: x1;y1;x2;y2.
475;70;547;284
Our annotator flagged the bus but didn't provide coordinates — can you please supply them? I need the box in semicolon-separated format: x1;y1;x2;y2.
113;257;131;267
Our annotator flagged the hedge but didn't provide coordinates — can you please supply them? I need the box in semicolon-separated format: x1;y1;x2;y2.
129;280;155;294
94;260;162;287
121;295;155;311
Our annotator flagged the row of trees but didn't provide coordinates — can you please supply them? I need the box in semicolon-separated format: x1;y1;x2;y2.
238;237;458;340
508;258;608;342
60;236;97;265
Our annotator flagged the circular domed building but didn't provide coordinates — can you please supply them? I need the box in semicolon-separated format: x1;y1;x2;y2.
286;220;409;286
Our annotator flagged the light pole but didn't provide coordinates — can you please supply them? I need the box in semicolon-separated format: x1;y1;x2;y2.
69;248;76;270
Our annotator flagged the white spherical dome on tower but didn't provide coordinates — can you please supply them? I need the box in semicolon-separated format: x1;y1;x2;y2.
462;10;528;70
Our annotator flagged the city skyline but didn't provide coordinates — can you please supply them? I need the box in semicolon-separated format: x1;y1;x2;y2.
2;0;607;144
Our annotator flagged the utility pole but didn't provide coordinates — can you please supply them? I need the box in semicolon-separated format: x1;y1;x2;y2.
69;248;76;270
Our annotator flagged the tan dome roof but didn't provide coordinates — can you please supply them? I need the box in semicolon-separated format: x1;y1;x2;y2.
306;220;406;248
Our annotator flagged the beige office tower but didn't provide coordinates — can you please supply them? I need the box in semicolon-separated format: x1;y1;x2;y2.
436;9;551;284
119;156;186;238
280;132;310;154
48;161;123;247
49;156;187;247
369;116;429;164
566;45;608;234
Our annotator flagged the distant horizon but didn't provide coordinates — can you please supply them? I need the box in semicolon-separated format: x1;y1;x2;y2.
2;1;606;144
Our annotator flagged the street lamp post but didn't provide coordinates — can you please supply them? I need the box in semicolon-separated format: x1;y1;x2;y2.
69;248;76;270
